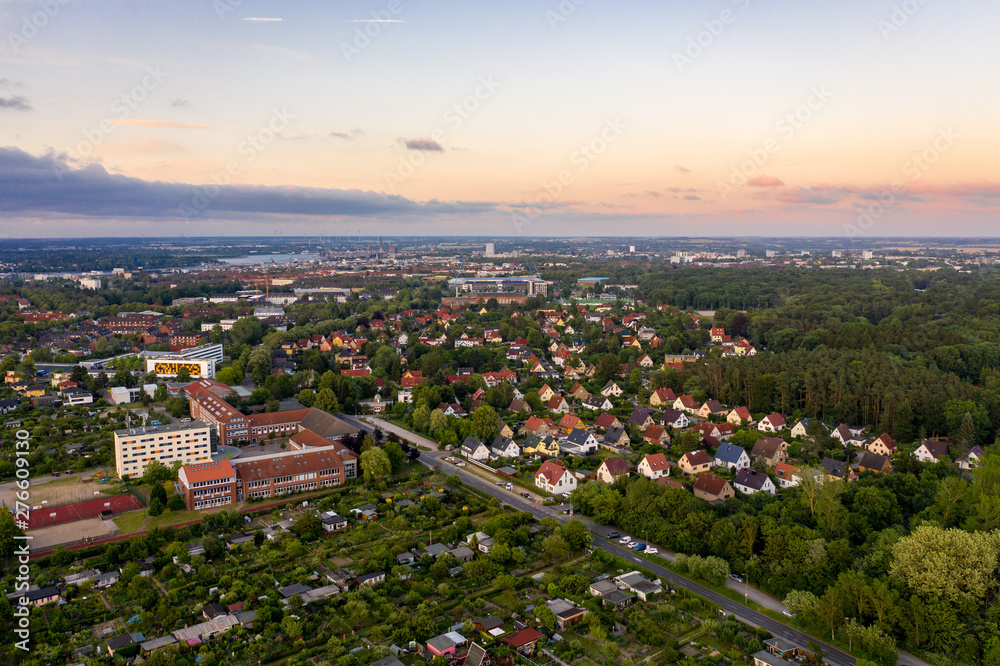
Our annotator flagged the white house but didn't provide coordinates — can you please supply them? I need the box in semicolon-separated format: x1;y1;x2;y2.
534;460;578;495
637;453;670;480
713;442;750;471
600;381;623;398
596;458;630;483
733;469;776;495
913;439;950;464
757;413;786;433
461;436;491;462
957;445;985;470
564;428;599;454
790;418;815;438
490;436;521;459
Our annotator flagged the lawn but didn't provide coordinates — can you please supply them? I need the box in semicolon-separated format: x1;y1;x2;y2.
113;510;146;534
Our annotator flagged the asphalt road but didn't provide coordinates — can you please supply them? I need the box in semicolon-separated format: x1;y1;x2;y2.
347;416;861;665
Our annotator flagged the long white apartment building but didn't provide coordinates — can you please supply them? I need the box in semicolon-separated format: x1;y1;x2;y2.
114;421;212;479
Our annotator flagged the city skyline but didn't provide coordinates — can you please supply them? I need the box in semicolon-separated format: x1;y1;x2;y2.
1;0;997;237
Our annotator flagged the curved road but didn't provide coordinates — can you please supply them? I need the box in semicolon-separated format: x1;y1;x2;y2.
346;416;928;666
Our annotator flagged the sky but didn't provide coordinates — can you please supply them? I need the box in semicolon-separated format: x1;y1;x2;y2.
0;0;998;238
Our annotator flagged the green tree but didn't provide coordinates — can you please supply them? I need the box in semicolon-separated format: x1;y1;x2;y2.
148;496;164;517
175;366;191;383
892;399;915;443
149;483;167;506
383;440;405;472
215;366;243;386
956;411;976;456
314;388;339;414
891;525;1000;605
560;520;592;551
297;388;316;407
470;404;500;444
360;447;392;483
429;408;448;432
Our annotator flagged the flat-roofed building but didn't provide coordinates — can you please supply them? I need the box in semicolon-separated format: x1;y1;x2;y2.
177;460;237;510
114;421;211;479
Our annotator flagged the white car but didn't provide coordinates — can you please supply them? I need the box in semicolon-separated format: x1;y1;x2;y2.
618;536;631;544
645;547;658;555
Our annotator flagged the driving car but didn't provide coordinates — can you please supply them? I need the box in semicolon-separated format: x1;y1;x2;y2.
618;536;631;544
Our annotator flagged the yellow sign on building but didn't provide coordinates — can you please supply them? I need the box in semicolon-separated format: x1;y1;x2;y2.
153;361;203;377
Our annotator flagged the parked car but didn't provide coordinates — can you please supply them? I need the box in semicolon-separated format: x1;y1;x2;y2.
521;492;531;498
618;536;631;544
608;532;620;539
645;547;658;555
632;543;647;552
729;574;744;583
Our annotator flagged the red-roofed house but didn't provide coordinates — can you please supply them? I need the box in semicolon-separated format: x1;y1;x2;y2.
673;395;700;414
559;414;583;433
546;395;570;414
649;388;677;407
503;627;545;655
520;416;557;437
596;458;630;483
727;406;753;425
678;450;712;476
868;433;897;457
637;453;670;479
758;413;786;433
594;413;622;430
534;460;577;494
693;473;734;503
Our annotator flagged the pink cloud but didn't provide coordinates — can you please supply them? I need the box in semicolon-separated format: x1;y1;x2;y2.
747;175;783;187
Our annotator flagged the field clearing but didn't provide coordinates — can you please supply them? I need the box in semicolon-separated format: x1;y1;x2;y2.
0;475;125;509
29;517;115;549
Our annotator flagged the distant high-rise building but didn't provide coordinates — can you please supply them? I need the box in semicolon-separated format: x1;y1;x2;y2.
629;245;636;253
736;249;747;258
766;250;778;258
485;242;495;256
832;250;842;258
862;251;873;260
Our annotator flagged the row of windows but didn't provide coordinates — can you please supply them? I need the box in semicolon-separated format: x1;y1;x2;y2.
194;497;232;509
190;478;235;488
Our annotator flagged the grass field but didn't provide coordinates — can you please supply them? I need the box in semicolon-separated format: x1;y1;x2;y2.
112;510;146;534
